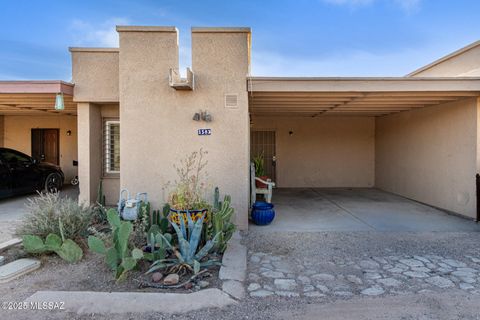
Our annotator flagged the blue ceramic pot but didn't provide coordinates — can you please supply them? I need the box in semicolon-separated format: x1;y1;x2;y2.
251;201;275;225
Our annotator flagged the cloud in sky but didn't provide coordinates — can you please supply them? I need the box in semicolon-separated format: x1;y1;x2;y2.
70;17;129;47
322;0;421;12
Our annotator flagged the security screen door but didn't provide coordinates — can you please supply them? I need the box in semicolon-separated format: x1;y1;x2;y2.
251;130;276;182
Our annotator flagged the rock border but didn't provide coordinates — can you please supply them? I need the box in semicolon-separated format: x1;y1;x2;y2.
25;289;235;314
219;231;247;300
20;232;247;314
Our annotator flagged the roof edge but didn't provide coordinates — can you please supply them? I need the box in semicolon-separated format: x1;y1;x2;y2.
248;76;480;81
0;81;74;95
407;40;480;77
69;47;119;53
116;26;177;33
192;27;251;33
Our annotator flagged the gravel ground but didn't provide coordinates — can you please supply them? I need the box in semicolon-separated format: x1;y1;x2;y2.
0;221;20;243
2;230;480;319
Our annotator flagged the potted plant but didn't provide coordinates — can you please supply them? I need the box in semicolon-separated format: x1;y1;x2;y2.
167;149;211;224
252;153;269;188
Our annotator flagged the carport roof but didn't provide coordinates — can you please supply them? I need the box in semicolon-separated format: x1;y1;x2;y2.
0;80;76;116
247;77;480;117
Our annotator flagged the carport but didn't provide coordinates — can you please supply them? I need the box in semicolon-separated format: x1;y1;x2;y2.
248;77;480;227
0;81;78;182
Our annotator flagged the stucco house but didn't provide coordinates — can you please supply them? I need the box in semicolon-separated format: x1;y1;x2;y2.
1;26;480;230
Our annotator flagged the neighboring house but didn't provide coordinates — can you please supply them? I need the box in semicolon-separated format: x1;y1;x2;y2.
1;26;480;230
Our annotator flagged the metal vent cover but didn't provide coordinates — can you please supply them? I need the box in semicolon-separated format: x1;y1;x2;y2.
225;94;238;108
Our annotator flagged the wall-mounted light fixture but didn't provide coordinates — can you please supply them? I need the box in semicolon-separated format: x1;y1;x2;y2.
193;110;212;122
192;113;201;121
55;93;64;110
201;111;212;122
289;130;294;136
66;130;72;136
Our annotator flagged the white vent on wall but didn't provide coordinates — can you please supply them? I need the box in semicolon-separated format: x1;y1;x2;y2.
225;94;238;108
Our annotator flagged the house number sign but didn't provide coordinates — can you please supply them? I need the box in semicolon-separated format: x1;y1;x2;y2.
198;129;211;136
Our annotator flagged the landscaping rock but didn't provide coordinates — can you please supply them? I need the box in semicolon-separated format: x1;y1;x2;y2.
298;275;311;284
303;285;315;292
442;259;466;268
460;283;475;290
0;258;40;283
247;283;261;291
425;276;455;288
163;273;179;285
184;282;193;290
359;259;380;270
198;280;209;289
0;238;22;252
151;272;163;283
364;272;382;280
377;278;402;287
316;285;330;293
404;271;429;278
261;270;284;278
311;273;335;281
222;280;245;300
304;291;325;298
361;286;385;296
250;290;273;298
399;259;424;268
219;242;247;282
275;291;300;297
346;275;363;285
274;279;297;291
248;273;261;281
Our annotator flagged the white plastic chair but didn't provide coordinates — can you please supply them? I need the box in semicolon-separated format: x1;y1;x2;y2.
250;162;275;206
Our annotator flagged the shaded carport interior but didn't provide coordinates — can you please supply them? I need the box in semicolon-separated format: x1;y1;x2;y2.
0;81;78;181
248;77;480;229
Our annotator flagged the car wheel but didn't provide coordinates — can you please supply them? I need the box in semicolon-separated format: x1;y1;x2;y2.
44;173;62;193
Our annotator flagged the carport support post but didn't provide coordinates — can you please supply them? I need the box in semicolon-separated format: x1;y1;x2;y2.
77;102;102;205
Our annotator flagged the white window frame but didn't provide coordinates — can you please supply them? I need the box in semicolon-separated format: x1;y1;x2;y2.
104;120;120;175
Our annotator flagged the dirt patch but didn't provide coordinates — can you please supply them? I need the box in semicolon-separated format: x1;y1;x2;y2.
0;221;20;244
0;248;221;303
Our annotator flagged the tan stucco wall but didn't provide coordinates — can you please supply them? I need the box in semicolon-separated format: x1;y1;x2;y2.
118;27;250;229
70;49;119;103
376;98;478;219
410;43;480;77
77;103;119;206
3;115;78;182
252;116;375;187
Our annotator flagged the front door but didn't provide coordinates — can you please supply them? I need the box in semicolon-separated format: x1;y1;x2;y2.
32;129;59;164
251;130;276;182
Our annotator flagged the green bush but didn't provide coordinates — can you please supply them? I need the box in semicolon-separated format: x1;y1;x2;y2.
17;192;94;240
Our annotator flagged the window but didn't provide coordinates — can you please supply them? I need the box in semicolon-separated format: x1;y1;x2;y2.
104;120;120;175
1;149;32;166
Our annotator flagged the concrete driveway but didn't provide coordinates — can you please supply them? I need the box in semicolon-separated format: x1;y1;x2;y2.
0;186;78;243
0;185;79;222
251;188;480;232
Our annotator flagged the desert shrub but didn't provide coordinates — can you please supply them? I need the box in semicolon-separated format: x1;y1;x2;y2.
17;192;94;240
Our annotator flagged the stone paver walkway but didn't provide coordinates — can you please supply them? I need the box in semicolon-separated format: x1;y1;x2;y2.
248;251;480;298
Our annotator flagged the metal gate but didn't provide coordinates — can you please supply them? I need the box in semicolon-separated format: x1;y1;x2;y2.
251;130;276;182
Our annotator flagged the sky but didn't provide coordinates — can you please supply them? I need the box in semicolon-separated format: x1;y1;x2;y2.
0;0;480;80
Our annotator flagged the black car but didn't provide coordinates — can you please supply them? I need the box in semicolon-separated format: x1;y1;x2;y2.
0;147;64;199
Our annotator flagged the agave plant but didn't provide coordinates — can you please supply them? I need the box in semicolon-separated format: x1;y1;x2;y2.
147;211;220;275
